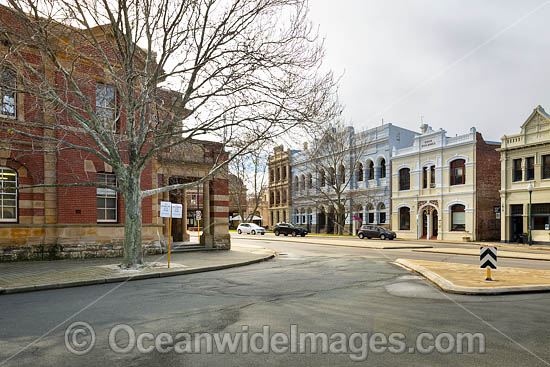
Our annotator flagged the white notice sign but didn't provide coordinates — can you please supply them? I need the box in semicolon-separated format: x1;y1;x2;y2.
160;201;172;218
172;204;183;219
196;210;202;220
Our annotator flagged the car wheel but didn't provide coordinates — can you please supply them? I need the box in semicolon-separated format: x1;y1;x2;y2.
380;234;386;240
292;231;297;237
274;230;280;236
358;233;364;239
301;234;306;237
284;233;288;236
251;230;256;235
261;232;265;235
367;237;371;240
389;237;394;240
238;229;242;234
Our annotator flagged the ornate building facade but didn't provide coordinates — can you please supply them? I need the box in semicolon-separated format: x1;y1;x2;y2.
500;106;550;243
391;125;501;241
290;124;417;234
267;146;294;229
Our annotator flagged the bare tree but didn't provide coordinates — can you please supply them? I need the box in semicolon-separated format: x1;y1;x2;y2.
229;147;267;223
295;122;372;235
0;0;339;267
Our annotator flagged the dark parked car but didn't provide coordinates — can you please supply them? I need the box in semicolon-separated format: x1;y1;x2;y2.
357;225;396;240
274;223;308;237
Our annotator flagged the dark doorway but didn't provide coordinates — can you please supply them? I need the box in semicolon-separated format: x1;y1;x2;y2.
327;213;334;234
511;216;523;243
170;189;184;242
510;204;524;242
318;211;326;233
432;210;438;239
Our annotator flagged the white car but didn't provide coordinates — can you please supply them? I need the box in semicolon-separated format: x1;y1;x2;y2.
237;223;266;235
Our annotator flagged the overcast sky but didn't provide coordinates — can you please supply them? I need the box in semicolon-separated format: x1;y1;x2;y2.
307;0;550;141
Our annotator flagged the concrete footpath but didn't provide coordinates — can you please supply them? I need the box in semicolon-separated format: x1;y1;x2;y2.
396;258;550;295
235;233;433;250
412;247;550;261
0;244;275;295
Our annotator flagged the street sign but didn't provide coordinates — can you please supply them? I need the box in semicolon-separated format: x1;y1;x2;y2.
160;201;171;218
196;210;202;220
480;247;497;269
172;203;183;219
480;247;497;281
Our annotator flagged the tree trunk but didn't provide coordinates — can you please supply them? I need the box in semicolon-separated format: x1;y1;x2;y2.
122;173;143;268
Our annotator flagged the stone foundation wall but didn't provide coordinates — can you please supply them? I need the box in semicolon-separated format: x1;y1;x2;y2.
0;241;163;261
0;224;165;261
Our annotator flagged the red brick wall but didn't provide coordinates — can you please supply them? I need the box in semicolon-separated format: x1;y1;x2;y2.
475;132;501;241
212;178;229;219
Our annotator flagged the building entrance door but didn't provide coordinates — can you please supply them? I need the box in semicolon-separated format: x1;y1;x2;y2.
432;210;438;239
511;216;523;243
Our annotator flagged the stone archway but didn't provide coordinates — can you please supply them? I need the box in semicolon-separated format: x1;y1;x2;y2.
417;201;439;240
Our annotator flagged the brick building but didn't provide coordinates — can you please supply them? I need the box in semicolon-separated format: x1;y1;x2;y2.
268;145;294;228
0;7;229;260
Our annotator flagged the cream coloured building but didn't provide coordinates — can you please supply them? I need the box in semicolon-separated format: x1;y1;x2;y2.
391;124;501;241
500;106;550;243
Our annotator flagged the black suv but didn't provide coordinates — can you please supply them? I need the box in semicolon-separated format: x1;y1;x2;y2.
357;225;396;240
274;223;308;237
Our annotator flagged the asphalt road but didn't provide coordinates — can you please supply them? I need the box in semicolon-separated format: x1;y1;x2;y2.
1;238;550;366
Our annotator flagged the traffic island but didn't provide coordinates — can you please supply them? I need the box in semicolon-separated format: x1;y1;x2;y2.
395;258;550;295
0;244;275;295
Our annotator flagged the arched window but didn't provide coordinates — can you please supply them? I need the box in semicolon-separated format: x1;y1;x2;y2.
450;159;465;185
451;204;466;231
399;207;410;230
294;176;299;192
307;173;312;189
399;168;410;191
329;167;336;186
379;159;386;178
300;175;305;191
366;203;374;224
0;167;17;222
357;163;363;182
339;165;346;185
270;192;274;205
270;169;274;182
319;169;325;187
368;160;374;180
378;203;386;224
276;167;280;181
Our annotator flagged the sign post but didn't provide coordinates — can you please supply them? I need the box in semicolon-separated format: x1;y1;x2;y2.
160;201;172;267
160;202;183;268
480;247;497;281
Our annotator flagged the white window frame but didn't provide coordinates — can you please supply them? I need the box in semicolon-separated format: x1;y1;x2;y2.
1;68;17;119
95;83;116;132
0;167;17;222
97;173;117;223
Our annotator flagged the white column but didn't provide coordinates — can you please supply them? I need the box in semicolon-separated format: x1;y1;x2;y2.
426;211;431;240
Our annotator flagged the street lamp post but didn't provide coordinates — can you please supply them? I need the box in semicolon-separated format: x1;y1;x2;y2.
528;183;534;246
